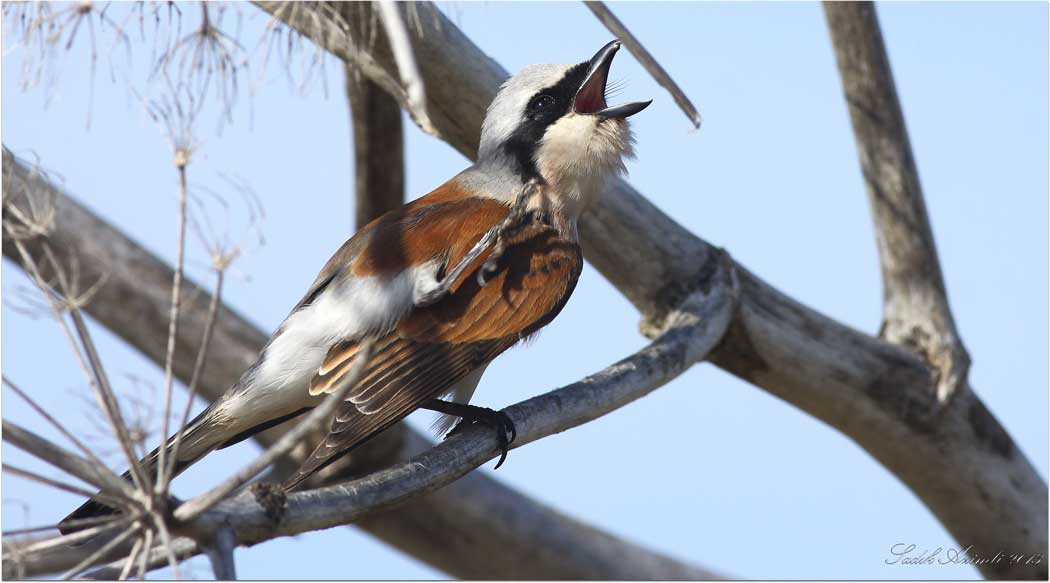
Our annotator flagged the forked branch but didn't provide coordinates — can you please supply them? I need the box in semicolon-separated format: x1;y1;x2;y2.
823;1;970;405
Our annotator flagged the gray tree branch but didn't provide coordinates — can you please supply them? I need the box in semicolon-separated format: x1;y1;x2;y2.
345;66;405;229
1;149;717;579
251;2;1047;578
823;1;971;404
583;1;701;129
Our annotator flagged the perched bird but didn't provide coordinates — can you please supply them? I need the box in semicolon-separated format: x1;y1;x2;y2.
61;40;649;530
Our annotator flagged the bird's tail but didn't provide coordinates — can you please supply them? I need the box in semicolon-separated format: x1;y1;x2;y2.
57;408;216;535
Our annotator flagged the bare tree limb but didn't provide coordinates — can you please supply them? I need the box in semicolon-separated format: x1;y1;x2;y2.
823;1;970;405
1;149;717;579
345;67;404;229
583;1;702;129
250;4;1046;578
8;279;734;577
200;526;237;580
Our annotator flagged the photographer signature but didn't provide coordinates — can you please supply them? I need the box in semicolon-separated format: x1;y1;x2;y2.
886;543;1044;567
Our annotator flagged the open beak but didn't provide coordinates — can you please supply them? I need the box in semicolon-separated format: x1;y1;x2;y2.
573;40;652;120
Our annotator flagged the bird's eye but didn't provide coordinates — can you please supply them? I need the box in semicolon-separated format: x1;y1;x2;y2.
529;95;556;112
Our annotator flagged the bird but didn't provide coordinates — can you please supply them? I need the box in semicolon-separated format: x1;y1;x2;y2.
60;39;650;532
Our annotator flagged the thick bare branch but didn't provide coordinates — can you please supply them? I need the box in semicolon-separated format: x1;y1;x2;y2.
200;526;237;580
250;4;1046;577
1;149;716;579
823;1;970;404
583;1;702;129
345;67;404;229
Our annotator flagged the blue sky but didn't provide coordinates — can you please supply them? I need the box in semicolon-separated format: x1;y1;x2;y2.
2;2;1047;579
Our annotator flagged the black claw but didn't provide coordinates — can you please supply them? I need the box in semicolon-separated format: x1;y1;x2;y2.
445;406;516;469
488;410;515;470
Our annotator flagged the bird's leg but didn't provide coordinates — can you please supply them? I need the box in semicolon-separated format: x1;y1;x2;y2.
421;399;517;469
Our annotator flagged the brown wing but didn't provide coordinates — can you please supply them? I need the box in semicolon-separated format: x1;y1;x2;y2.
284;215;583;490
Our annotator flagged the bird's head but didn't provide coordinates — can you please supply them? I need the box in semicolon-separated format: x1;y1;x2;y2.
477;40;651;215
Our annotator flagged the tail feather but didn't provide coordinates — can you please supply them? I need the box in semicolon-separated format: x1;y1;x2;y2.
57;410;213;535
58;403;315;534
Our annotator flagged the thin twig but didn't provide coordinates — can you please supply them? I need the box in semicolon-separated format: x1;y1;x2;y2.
2;515;123;538
173;340;374;522
2;465;127;508
67;306;153;494
59;525;139;580
374;0;439;137
2;376;114;477
116;533;143;580
156;141;191;496
583;1;702;129
2;420;138;502
13;516;133;557
151;514;181;578
7;238;151;492
43;244;151;489
164;269;224;486
415;179;539;307
136;528;153;579
477;178;540;287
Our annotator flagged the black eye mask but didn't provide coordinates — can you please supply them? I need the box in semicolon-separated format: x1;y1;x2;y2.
502;62;589;181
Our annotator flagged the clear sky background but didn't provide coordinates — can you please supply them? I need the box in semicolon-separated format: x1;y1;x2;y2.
2;1;1047;579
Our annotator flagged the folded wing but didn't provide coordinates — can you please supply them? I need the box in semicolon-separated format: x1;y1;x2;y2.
284;208;582;490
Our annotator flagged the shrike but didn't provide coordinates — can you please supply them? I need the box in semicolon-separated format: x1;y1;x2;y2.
62;40;649;529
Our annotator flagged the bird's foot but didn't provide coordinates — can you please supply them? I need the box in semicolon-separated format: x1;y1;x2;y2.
425;400;516;469
450;407;516;469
